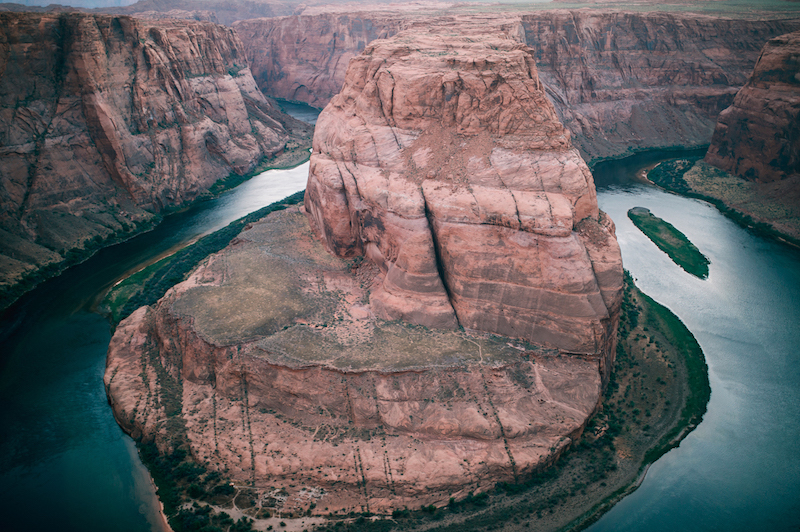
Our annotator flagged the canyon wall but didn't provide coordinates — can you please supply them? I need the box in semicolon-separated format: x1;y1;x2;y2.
236;10;800;160
234;13;412;108
0;12;308;302
521;12;800;160
305;26;623;363
705;29;800;183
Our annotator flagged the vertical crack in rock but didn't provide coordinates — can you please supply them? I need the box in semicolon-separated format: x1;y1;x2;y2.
481;368;519;482
354;446;370;513
422;189;461;328
239;366;257;484
306;27;622;356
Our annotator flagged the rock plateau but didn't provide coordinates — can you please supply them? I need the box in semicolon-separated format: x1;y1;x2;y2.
0;12;310;303
106;28;623;515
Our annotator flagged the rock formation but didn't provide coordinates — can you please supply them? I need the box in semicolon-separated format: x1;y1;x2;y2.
705;29;800;183
106;28;622;514
306;28;623;361
236;9;800;160
106;206;605;513
0;12;309;303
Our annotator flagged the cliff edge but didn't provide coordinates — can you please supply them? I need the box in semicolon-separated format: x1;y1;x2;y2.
705;29;800;183
0;12;310;305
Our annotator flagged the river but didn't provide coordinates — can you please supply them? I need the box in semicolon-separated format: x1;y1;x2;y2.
0;160;310;532
587;168;800;531
0;120;798;529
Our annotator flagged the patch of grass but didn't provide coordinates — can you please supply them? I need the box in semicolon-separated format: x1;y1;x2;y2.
628;207;710;279
646;157;699;195
648;159;800;249
105;191;305;326
105;254;175;323
638;287;710;465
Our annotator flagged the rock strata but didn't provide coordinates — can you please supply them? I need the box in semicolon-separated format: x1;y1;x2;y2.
705;30;800;183
305;29;623;364
0;12;309;301
237;9;800;160
106;207;604;513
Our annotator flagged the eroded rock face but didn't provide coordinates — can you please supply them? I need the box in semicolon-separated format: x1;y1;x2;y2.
305;30;623;362
106;207;604;513
238;9;800;160
0;12;307;297
234;13;411;108
521;12;800;160
705;30;800;183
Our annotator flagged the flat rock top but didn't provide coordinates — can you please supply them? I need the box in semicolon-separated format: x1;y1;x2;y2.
170;206;554;371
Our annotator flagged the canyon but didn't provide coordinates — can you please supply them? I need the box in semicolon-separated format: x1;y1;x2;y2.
0;1;796;529
0;12;310;306
235;9;800;161
105;26;623;514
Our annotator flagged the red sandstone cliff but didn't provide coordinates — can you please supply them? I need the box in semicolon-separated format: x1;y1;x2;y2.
305;27;623;363
0;12;309;302
235;10;800;160
105;27;621;514
705;30;800;183
106;206;605;514
234;13;411;108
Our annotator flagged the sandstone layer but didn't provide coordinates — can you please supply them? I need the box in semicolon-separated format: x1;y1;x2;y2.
305;29;623;366
705;30;800;183
235;9;800;160
0;12;310;300
106;206;604;514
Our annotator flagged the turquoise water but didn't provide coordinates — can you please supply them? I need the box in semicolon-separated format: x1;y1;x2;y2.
0;160;310;532
590;182;800;531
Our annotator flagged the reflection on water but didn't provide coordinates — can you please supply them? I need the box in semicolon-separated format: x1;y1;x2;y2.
589;183;800;531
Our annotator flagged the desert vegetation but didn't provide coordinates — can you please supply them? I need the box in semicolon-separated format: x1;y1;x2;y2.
627;207;710;279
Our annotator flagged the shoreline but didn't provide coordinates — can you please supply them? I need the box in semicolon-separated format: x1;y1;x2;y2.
644;157;800;251
0;141;312;315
